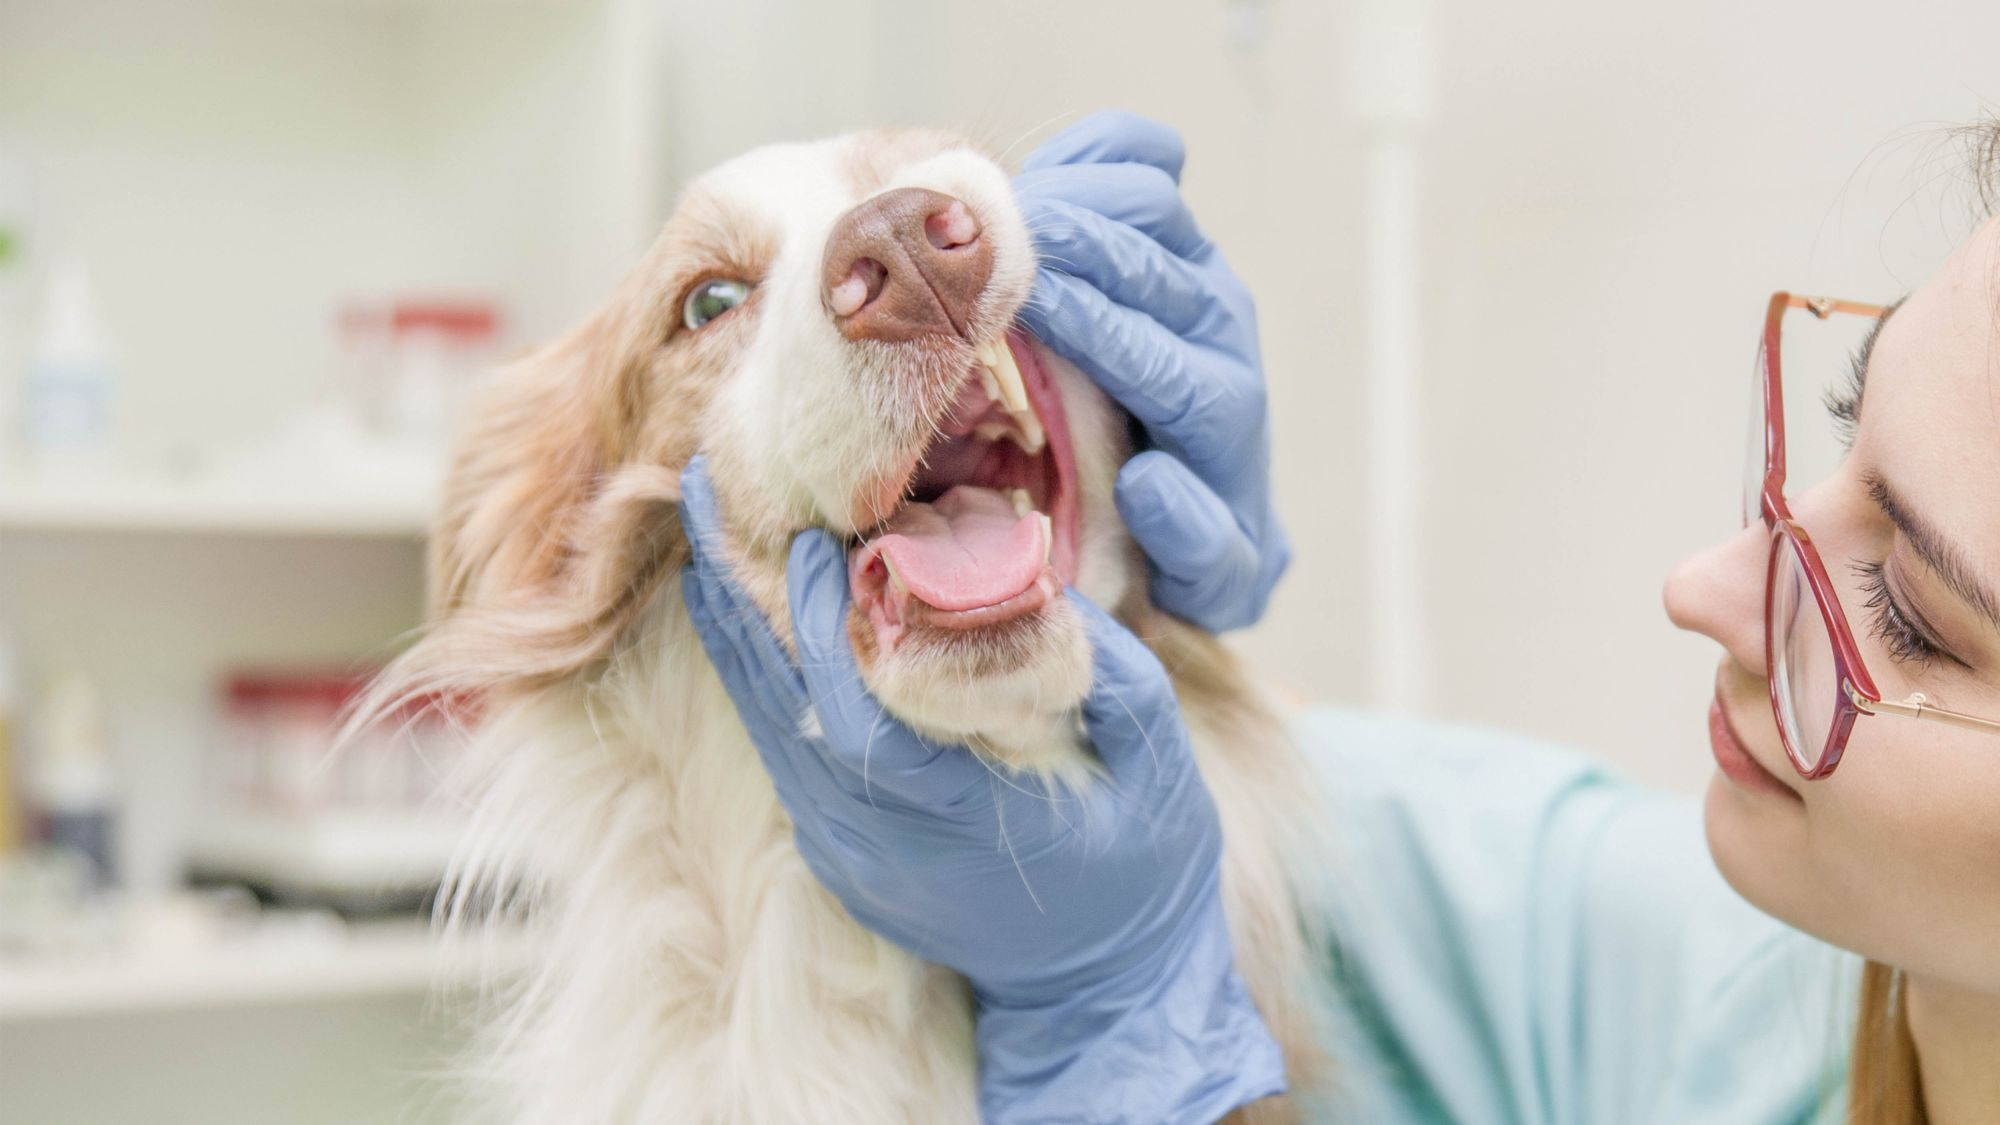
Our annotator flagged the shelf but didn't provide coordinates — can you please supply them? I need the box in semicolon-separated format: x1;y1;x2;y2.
188;812;465;898
0;920;530;1022
0;471;439;538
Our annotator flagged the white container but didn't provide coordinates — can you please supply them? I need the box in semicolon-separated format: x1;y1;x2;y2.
22;260;117;474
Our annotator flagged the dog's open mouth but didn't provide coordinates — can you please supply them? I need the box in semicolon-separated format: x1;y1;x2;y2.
848;329;1079;654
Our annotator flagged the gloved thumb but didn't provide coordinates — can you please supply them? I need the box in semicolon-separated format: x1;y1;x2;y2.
785;528;894;754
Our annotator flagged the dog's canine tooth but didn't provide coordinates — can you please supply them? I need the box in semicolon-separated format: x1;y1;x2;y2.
1036;512;1053;564
1010;488;1033;517
882;555;910;595
1012;409;1046;455
973;336;1045;454
979;337;1032;414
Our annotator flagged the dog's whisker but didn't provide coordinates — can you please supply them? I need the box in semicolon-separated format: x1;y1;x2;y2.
1100;681;1164;778
994;109;1079;167
992;777;1047;915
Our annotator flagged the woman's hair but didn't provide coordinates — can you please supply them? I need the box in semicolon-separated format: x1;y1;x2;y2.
1849;962;1925;1124
1966;117;2000;216
1842;113;2000;1125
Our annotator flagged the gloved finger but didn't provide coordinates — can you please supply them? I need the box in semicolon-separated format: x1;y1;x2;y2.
1019;110;1187;183
679;460;808;714
678;456;734;569
1012;163;1207;259
684;586;823;819
785;529;992;809
679;459;852;813
1113;452;1265;633
1069;593;1192;792
682;561;791;722
1021;271;1253;466
1018;198;1223;339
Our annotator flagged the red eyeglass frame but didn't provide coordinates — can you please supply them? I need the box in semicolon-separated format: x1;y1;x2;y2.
1753;292;2000;779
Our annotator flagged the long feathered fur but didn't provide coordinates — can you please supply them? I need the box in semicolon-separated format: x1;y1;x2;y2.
351;128;1332;1124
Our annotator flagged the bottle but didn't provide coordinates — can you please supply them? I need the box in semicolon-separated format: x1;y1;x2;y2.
23;260;116;474
0;631;20;858
34;667;117;889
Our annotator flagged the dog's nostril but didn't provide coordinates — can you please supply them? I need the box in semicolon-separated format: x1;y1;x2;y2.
925;201;979;251
822;186;994;342
829;257;888;318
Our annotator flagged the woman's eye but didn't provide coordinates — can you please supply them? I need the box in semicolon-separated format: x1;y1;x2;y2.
1854;559;1956;669
682;278;752;330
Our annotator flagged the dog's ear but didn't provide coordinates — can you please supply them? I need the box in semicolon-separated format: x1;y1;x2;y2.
430;315;659;619
359;290;690;722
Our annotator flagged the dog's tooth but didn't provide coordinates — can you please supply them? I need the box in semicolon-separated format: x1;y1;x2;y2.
974;422;1014;443
976;363;1002;405
1011;408;1046;455
985;338;1032;414
1010;488;1033;517
881;555;909;595
1036;512;1053;565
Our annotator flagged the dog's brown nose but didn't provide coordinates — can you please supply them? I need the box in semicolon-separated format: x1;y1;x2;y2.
823;188;993;342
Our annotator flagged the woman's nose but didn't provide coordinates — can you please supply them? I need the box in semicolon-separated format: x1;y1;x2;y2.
1664;522;1770;675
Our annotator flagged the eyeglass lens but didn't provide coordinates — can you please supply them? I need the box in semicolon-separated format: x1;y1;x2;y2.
1768;535;1840;771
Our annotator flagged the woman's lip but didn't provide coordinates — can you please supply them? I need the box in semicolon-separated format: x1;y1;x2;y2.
1708;696;1802;802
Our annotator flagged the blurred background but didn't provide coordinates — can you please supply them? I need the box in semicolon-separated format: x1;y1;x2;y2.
1;0;1995;1120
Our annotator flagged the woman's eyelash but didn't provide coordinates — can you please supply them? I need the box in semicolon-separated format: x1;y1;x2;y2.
1852;559;1942;667
1822;364;1863;449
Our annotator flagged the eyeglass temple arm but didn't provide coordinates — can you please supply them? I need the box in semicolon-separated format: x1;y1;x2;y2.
1787;294;1891;320
1850;686;2000;736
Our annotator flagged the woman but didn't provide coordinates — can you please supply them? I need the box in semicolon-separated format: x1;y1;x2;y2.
678;111;2000;1122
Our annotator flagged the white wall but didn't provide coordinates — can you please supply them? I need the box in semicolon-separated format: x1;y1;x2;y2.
823;0;2000;792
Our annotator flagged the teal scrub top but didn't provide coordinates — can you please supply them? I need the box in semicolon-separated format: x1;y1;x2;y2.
1293;708;1860;1124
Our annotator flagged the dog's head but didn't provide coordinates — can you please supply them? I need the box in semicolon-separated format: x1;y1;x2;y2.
424;128;1139;763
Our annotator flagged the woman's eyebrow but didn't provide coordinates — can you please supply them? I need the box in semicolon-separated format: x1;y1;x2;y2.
1865;471;2000;631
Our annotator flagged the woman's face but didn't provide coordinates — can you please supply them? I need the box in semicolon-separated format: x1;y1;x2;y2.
1665;215;2000;993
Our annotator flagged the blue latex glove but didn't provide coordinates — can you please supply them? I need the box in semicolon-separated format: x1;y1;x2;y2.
678;458;1285;1125
1014;111;1289;633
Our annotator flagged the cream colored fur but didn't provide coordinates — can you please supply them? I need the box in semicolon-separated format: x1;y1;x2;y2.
358;127;1329;1124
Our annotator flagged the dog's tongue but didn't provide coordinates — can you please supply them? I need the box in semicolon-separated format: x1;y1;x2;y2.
863;486;1048;612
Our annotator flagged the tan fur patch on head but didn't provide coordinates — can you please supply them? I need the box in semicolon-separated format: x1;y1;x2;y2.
385;180;784;707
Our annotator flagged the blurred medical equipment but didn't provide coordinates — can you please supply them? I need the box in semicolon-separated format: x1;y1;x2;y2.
0;631;20;858
1345;0;1435;711
31;667;118;889
187;670;468;914
21;261;116;475
336;298;501;450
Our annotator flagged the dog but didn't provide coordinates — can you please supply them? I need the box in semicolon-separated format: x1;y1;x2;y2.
359;125;1327;1124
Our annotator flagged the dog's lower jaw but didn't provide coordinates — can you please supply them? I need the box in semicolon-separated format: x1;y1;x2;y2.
857;599;1097;778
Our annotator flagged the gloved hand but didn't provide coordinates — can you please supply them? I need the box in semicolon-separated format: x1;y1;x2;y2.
678;458;1285;1125
1014;110;1289;633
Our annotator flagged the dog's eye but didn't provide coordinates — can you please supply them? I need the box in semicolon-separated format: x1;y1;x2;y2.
682;278;752;330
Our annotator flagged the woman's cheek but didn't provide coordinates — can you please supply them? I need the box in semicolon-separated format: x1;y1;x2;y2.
1802;742;2000;990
